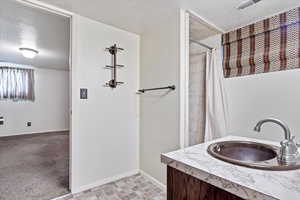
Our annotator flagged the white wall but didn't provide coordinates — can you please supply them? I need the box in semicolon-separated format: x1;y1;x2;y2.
201;34;300;142
0;68;69;137
71;15;140;192
140;10;181;185
69;9;300;192
225;70;300;142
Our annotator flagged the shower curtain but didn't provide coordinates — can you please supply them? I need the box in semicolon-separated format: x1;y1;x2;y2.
204;49;229;142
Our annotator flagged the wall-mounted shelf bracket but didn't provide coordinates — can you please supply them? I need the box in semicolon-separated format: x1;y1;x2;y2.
104;44;125;88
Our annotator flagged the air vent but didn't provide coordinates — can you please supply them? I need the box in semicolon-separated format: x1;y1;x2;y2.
237;0;262;10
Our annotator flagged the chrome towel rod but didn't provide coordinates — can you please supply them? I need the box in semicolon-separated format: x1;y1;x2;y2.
190;39;213;51
138;85;176;93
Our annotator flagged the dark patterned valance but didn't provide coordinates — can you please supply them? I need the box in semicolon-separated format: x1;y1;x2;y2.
222;7;300;78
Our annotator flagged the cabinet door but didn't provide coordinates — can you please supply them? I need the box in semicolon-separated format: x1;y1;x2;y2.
167;166;244;200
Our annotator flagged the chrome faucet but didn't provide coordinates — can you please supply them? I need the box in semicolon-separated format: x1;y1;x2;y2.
254;118;299;165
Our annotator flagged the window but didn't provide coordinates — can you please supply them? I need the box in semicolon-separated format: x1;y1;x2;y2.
222;7;300;78
0;63;35;101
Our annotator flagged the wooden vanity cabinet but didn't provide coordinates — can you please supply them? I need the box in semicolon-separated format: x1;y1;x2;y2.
167;166;244;200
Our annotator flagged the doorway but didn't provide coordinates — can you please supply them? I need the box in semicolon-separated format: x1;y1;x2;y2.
0;0;72;199
179;10;222;148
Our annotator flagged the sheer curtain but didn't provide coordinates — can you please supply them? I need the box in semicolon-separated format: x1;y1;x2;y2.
204;49;229;142
0;65;35;101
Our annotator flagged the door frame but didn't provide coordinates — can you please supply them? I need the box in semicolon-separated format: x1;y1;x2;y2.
179;9;223;148
179;9;190;149
17;0;75;192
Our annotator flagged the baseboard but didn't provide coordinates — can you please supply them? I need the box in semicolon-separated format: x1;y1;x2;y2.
140;170;166;192
72;169;140;194
0;129;69;138
51;193;72;200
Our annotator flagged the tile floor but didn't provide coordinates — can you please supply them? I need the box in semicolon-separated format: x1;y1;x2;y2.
57;174;166;200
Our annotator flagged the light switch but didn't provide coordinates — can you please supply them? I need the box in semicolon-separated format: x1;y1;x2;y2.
80;88;88;99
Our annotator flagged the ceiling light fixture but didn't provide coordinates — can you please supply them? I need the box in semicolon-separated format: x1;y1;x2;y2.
19;48;39;59
237;0;262;10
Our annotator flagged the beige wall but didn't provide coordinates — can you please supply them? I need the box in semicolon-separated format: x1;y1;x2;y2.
0;68;69;136
226;69;300;142
139;10;181;184
188;43;206;146
71;14;140;192
202;34;300;142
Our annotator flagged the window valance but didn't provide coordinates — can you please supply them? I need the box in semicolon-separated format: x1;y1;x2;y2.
222;7;300;78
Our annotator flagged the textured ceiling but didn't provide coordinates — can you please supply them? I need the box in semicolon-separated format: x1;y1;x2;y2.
3;0;298;70
0;0;70;70
37;0;300;34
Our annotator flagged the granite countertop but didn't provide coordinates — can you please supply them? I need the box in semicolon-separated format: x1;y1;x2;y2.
161;136;300;200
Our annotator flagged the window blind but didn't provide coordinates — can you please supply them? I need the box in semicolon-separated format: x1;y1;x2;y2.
222;7;300;78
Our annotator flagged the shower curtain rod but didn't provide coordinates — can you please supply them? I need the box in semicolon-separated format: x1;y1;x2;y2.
190;39;213;51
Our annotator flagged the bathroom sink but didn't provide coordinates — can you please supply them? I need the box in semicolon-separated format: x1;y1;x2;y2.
207;141;300;170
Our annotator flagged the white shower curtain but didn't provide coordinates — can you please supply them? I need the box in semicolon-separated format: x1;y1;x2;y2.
204;49;229;142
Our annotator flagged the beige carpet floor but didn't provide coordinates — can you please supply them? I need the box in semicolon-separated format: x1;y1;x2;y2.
0;131;69;200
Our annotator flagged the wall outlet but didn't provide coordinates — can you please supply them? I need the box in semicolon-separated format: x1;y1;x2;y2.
27;122;32;127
